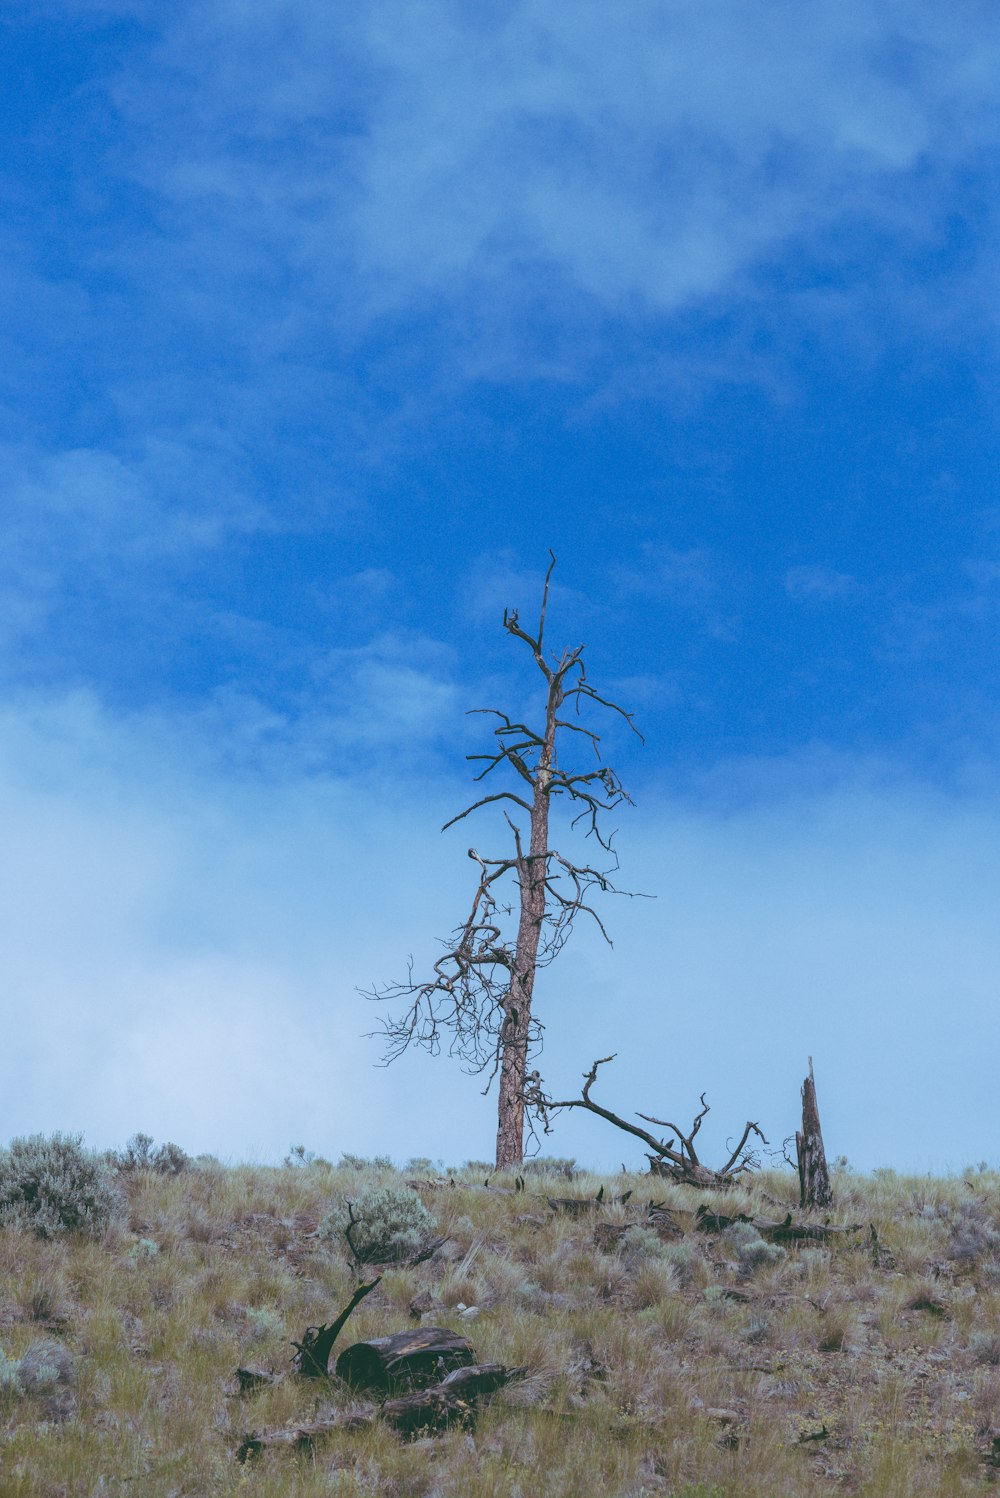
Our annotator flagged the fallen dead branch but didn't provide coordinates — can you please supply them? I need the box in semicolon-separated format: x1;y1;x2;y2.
527;1056;768;1187
694;1203;862;1242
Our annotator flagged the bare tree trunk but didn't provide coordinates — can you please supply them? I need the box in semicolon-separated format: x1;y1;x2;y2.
796;1057;832;1209
495;705;554;1170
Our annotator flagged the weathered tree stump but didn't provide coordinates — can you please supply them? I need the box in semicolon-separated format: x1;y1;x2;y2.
335;1326;476;1393
796;1057;833;1209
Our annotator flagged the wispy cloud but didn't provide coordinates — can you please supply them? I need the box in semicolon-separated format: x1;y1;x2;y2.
785;564;862;602
30;0;996;384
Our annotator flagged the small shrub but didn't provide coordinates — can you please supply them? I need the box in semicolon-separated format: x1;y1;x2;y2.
945;1199;1000;1264
337;1152;394;1172
17;1338;75;1394
245;1307;285;1343
110;1134;191;1177
320;1184;436;1263
0;1133;123;1238
284;1144;315;1167
405;1157;440;1175
970;1331;1000;1366
658;1240;701;1288
620;1225;666;1263
722;1221;786;1272
742;1312;772;1344
521;1157;578;1179
151;1141;191;1176
127;1237;160;1263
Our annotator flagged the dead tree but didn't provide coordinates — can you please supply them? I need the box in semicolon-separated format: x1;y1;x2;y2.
366;554;642;1170
528;1056;767;1187
796;1057;833;1209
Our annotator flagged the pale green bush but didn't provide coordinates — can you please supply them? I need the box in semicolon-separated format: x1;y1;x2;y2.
722;1220;786;1272
17;1339;74;1394
0;1133;123;1238
320;1183;436;1263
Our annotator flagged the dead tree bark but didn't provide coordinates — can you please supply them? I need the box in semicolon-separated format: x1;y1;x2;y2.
335;1326;476;1393
366;554;643;1171
528;1056;767;1187
796;1058;833;1209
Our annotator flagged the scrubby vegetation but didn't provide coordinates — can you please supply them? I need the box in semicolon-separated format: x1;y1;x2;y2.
2;1143;1000;1494
0;1132;123;1239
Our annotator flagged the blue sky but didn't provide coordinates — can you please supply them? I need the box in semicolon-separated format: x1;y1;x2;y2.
3;0;1000;1172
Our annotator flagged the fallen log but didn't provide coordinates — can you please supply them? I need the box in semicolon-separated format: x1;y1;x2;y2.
695;1204;861;1242
238;1364;527;1457
381;1363;526;1436
754;1214;862;1244
237;1407;375;1461
335;1325;476;1393
696;1206;754;1234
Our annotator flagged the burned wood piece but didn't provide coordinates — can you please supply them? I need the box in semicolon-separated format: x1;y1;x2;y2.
869;1223;896;1269
335;1326;476;1394
534;1056;767;1187
796;1058;833;1209
754;1215;862;1244
645;1201;683;1236
381;1363;526;1437
547;1186;632;1216
234;1366;279;1395
696;1205;754;1234
237;1408;376;1461
292;1278;381;1378
694;1202;861;1244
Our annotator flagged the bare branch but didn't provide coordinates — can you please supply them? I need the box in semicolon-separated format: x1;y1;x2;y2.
441;793;532;831
533;1057;766;1188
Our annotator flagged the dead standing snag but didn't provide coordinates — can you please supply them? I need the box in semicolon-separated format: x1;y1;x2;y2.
796;1057;833;1209
366;555;644;1170
529;1056;768;1188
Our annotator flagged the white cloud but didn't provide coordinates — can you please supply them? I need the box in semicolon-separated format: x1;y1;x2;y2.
142;6;1000;303
2;689;999;1173
0;440;265;651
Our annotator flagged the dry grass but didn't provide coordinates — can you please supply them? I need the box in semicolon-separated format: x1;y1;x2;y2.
3;1158;1000;1495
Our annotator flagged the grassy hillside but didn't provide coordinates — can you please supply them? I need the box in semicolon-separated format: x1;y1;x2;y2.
2;1149;1000;1496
